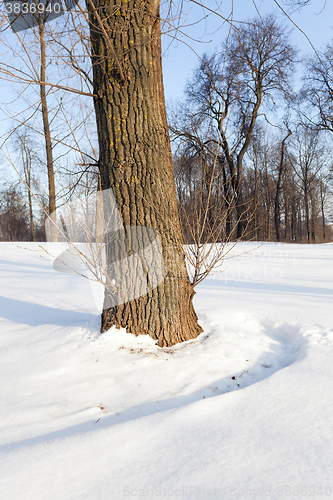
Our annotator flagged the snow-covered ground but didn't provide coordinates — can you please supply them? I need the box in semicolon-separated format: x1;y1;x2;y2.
1;241;333;500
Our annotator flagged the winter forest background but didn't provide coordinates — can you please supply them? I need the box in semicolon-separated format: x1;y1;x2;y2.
1;0;333;246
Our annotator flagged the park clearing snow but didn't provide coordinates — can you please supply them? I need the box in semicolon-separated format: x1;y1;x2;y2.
0;241;333;500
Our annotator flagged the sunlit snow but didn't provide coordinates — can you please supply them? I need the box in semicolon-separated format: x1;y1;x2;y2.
1;242;333;499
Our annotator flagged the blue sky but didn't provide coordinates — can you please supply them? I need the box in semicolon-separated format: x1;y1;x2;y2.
1;0;333;145
161;0;333;102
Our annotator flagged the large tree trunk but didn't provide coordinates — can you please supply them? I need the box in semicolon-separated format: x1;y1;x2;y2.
87;0;202;346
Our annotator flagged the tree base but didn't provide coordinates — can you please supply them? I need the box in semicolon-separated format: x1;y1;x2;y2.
100;282;203;347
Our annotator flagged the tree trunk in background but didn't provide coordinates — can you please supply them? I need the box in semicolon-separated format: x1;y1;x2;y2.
264;164;272;239
87;0;202;346
221;161;232;239
21;136;36;242
284;184;288;242
253;161;258;241
274;130;291;242
27;175;36;242
320;180;326;241
304;185;311;243
38;18;56;240
310;190;316;243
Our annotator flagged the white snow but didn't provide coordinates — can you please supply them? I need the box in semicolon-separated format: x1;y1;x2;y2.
1;241;333;500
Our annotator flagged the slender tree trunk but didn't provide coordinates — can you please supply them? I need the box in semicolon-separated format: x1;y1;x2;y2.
27;183;36;242
235;99;261;239
253;163;258;241
235;158;245;239
320;180;326;241
38;18;56;240
203;157;215;242
274;130;291;242
291;200;295;241
304;185;311;243
284;188;288;242
274;194;281;242
264;164;272;240
87;0;202;346
22;141;36;242
283;174;289;242
220;159;232;240
310;190;316;243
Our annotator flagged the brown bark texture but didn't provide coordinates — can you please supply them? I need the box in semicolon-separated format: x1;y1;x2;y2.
87;0;203;346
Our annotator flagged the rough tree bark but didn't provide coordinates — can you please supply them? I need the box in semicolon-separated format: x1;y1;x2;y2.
87;0;203;346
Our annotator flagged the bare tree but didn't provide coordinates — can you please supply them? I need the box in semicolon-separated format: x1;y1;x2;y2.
292;126;326;243
13;131;39;241
173;140;238;287
0;3;97;234
172;14;296;239
302;42;333;134
0;186;30;241
246;124;275;241
319;176;327;240
274;128;292;242
37;12;57;238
